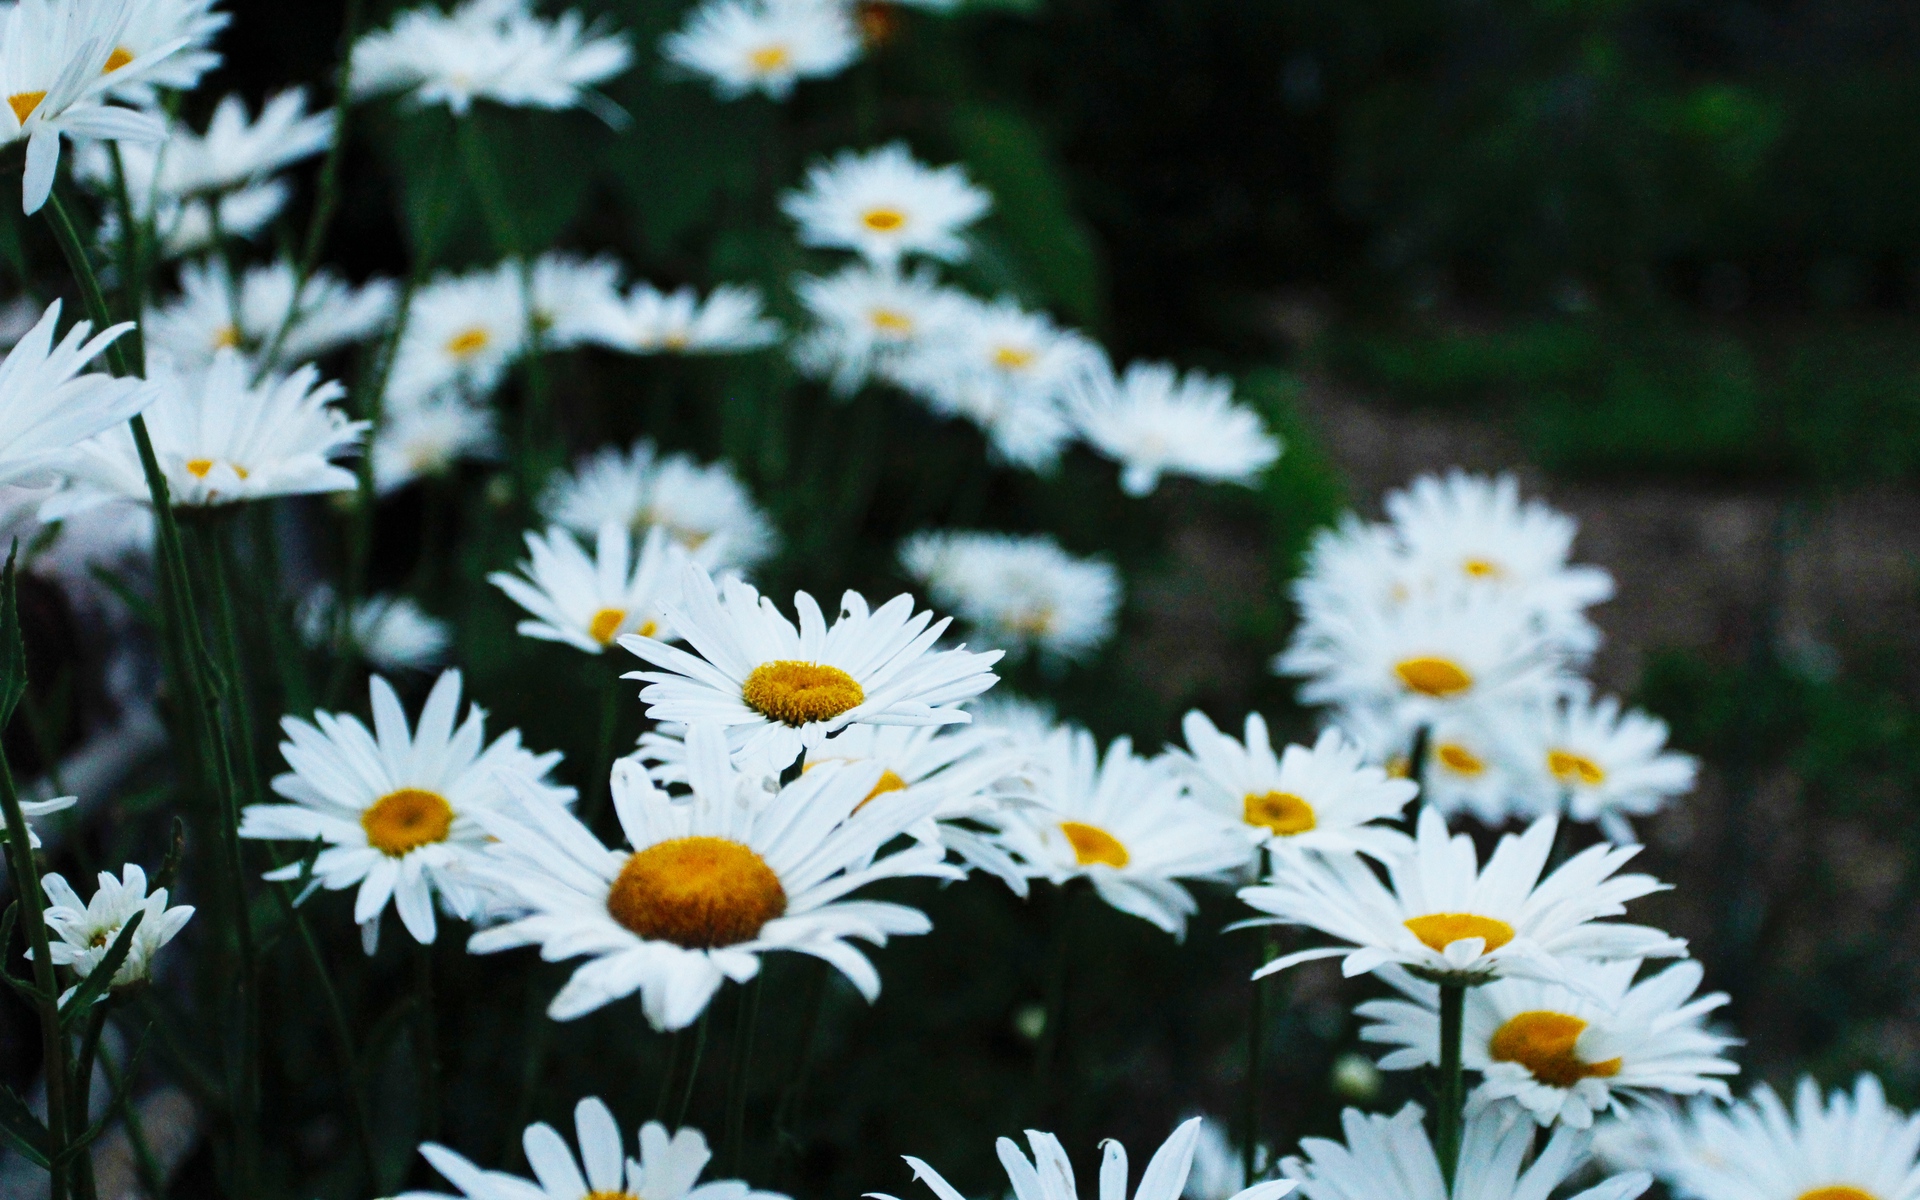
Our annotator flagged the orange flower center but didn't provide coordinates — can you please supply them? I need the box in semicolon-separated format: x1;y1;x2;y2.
8;91;45;124
993;345;1036;370
857;769;909;811
1244;791;1316;836
587;608;628;645
1394;656;1474;698
606;836;787;949
1799;1189;1878;1200
741;661;864;727
870;308;913;335
1488;1010;1622;1088
104;47;135;73
185;459;249;480
1403;913;1515;955
749;44;790;72
445;327;490;357
862;207;908;232
1061;821;1128;868
1548;750;1606;787
1462;557;1505;579
362;788;455;857
1436;742;1486;776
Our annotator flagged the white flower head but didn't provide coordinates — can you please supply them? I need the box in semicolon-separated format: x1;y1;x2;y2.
621;559;1002;773
1173;716;1415;859
581;282;780;355
663;0;859;101
1358;958;1738;1130
1239;806;1686;987
900;530;1121;663
239;670;574;950
1505;692;1697;843
371;393;500;494
1336;702;1524;829
527;253;624;349
3;794;77;850
145;258;396;373
1067;360;1280;496
469;723;962;1027
298;586;451;672
490;524;684;655
782;142;990;269
0;300;153;489
882;1118;1295;1200
539;439;777;570
792;263;965;395
353;0;632;118
388;264;529;406
38;862;194;999
92;165;287;258
148;90;334;197
100;0;228;100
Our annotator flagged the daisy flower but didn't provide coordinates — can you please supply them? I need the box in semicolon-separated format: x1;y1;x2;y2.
0;300;153;489
622;560;1001;772
371;393;500;494
353;0;633;119
530;253;625;349
995;725;1254;937
0;793;76;849
1281;1101;1650;1200
145;258;396;371
1505;692;1697;843
663;0;859;101
1358;959;1738;1129
45;351;364;512
388;264;529;406
469;722;961;1027
782;143;990;269
882;1117;1294;1200
239;670;574;952
581;282;781;355
540;439;777;569
1066;360;1281;496
145;90;335;197
792;264;964;395
99;0;228;100
1172;716;1415;859
491;525;683;655
298;586;451;673
899;530;1121;663
400;1097;786;1200
1239;806;1684;986
37;862;194;1001
1340;704;1523;829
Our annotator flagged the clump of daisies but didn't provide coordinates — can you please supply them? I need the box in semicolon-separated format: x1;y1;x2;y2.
900;529;1121;664
539;438;777;571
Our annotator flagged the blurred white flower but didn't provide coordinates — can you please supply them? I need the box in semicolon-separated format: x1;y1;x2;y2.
371;393;500;494
388;264;528;406
0;793;76;849
899;529;1120;662
1336;703;1523;828
0;300;153;489
352;0;632;119
792;263;964;395
298;586;451;672
145;259;396;371
98;0;227;100
663;0;859;100
1504;692;1697;842
782;143;990;269
540;438;777;570
580;282;780;355
887;1118;1295;1200
1066;360;1279;496
490;524;683;655
152;90;333;196
38;862;194;1000
530;253;624;349
106;179;289;260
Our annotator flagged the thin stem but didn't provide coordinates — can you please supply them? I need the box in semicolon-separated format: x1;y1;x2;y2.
1031;880;1077;1120
1242;924;1278;1183
414;940;442;1142
1405;724;1431;823
673;1007;712;1130
722;975;762;1175
1;739;71;1200
68;1001;112;1200
1545;791;1575;873
1434;983;1466;1193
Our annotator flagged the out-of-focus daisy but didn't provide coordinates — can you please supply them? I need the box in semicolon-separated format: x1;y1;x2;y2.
1173;716;1415;859
401;1097;785;1200
46;351;363;512
995;725;1253;937
239;670;574;952
529;253;624;349
0;301;153;489
540;439;777;569
792;264;962;395
663;0;859;101
0;794;75;849
353;0;632;119
388;264;528;405
470;723;960;1027
97;170;287;259
148;90;333;196
1340;704;1521;828
1358;959;1737;1129
1239;807;1684;986
900;530;1120;663
370;393;500;494
1184;1115;1265;1200
622;560;1002;772
491;525;682;655
99;0;228;100
1282;1101;1650;1200
36;863;194;1001
1506;693;1697;843
298;586;451;673
782;143;990;269
145;259;396;371
581;282;780;355
1066;360;1280;496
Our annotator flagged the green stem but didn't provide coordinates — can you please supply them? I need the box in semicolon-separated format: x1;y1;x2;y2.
0;737;72;1200
1406;724;1431;823
673;1006;712;1130
68;1001;113;1200
722;975;762;1174
1242;928;1278;1184
1434;983;1466;1193
415;940;441;1141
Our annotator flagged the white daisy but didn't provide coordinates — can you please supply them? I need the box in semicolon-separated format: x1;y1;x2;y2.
663;0;859;101
491;524;683;655
388;263;529;406
239;670;574;951
1282;1101;1651;1200
882;1118;1294;1200
401;1097;787;1200
144;258;396;371
530;253;625;349
1288;513;1413;632
899;529;1120;663
581;282;780;354
1066;360;1281;496
371;392;500;494
1;793;75;849
1504;692;1697;843
1358;959;1738;1129
45;350;364;512
1172;716;1415;859
98;0;228;100
540;439;777;569
782;142;990;269
1338;703;1524;829
792;263;964;395
99;171;288;259
1239;806;1685;987
298;586;451;673
993;725;1254;937
469;722;960;1027
145;90;334;197
352;0;633;118
36;862;194;1000
0;300;153;489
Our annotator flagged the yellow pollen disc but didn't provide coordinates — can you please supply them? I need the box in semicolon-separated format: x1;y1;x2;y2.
993;345;1036;370
1436;743;1486;776
8;91;45;124
212;324;243;349
1009;607;1056;636
1403;912;1516;954
1548;749;1607;787
587;607;627;645
856;769;909;811
585;1192;640;1200
1244;791;1316;836
862;207;908;232
1060;821;1128;868
446;327;490;357
1488;1010;1622;1088
362;788;456;857
637;619;658;638
103;46;135;73
741;661;865;727
750;44;790;71
662;331;691;350
1394;656;1474;698
606;836;786;949
1799;1190;1878;1200
89;930;110;947
185;458;215;478
870;308;913;335
233;464;250;480
1462;557;1505;579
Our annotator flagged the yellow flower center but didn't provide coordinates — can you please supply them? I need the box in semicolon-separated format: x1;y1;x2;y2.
585;1192;640;1200
662;331;691;350
1244;791;1316;836
1462;557;1505;579
870;308;913;335
446;327;491;357
993;345;1036;370
587;608;628;645
185;459;249;480
362;788;456;858
1488;1010;1622;1088
1435;742;1486;776
104;47;135;73
8;91;45;124
212;324;243;349
741;661;865;727
1799;1189;1878;1200
606;836;787;949
857;769;909;811
862;207;908;232
1394;656;1474;698
1008;607;1056;636
1548;749;1606;787
1403;912;1515;954
749;44;790;72
1061;821;1128;868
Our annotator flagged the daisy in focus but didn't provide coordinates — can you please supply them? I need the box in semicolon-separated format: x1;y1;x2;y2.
352;0;632;119
581;282;781;355
144;259;396;371
469;723;961;1027
621;560;1002;772
370;393;500;494
1238;807;1684;986
298;586;451;673
994;725;1254;937
490;524;682;655
1357;959;1737;1129
663;0;860;101
792;264;963;395
0;301;153;489
387;264;529;406
1172;716;1416;860
782;143;991;269
899;530;1121;663
1066;360;1281;496
540;439;777;569
1505;692;1698;842
37;862;194;1001
239;670;574;952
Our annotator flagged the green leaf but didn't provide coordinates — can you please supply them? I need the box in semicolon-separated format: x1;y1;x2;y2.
0;542;25;726
0;1081;49;1167
59;909;145;1029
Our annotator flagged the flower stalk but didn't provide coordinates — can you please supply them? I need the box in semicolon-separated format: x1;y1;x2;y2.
1434;980;1466;1193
